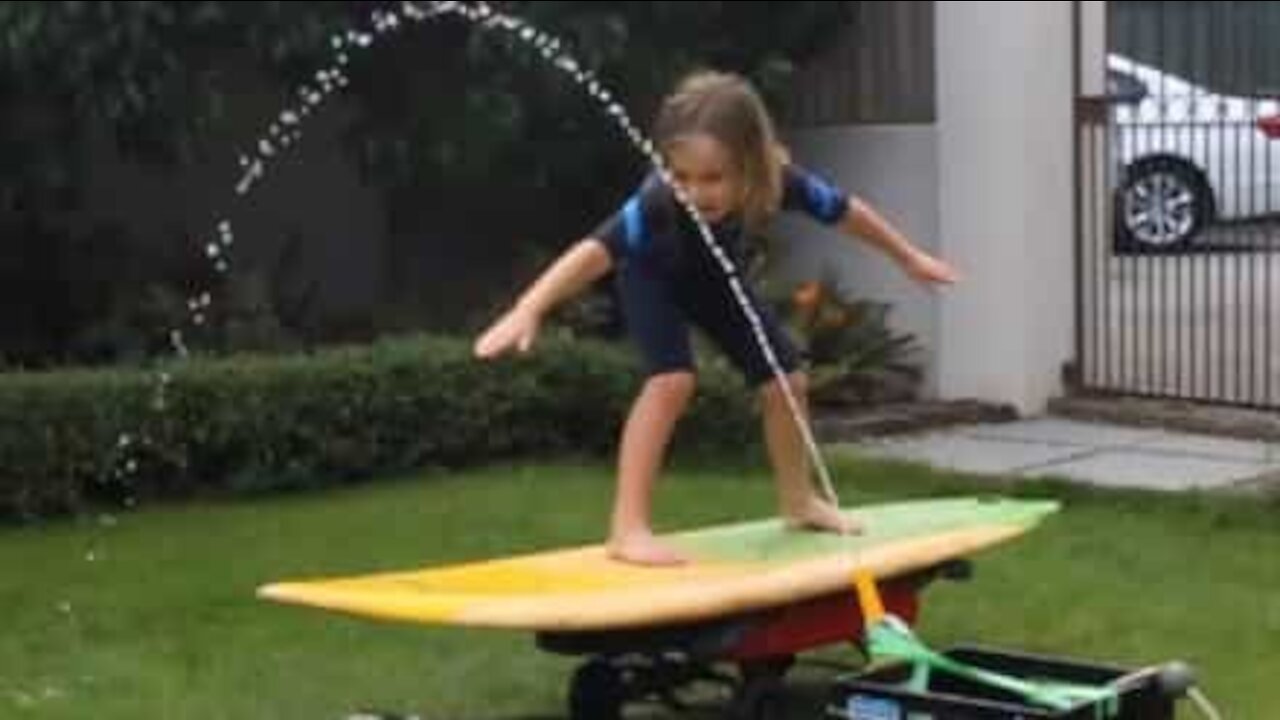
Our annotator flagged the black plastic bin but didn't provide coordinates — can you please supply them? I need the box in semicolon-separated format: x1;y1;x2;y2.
828;645;1181;719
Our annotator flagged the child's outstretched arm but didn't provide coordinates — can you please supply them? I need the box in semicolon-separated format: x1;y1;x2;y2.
473;238;614;359
841;199;960;286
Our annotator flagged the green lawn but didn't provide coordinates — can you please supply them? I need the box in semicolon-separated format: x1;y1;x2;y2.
2;455;1277;719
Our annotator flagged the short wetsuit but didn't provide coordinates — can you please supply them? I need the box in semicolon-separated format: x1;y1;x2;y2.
592;164;854;386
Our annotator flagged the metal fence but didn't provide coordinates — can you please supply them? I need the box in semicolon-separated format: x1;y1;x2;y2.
1075;1;1280;409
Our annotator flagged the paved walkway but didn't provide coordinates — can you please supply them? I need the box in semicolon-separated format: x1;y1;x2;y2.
837;416;1280;493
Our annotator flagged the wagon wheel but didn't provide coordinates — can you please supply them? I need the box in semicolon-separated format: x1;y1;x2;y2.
728;656;794;720
567;658;625;720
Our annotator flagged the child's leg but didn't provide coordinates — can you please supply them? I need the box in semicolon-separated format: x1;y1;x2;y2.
609;257;699;565
760;371;860;534
608;371;697;565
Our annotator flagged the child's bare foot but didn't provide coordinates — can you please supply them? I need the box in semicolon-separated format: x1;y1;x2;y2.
607;531;689;566
783;496;863;535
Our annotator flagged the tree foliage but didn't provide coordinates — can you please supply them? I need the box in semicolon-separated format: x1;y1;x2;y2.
0;1;855;366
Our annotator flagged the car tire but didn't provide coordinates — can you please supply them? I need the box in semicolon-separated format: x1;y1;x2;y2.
1115;156;1213;254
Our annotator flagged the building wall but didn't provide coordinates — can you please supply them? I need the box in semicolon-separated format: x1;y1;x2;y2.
780;1;1083;415
783;0;936;126
772;125;942;394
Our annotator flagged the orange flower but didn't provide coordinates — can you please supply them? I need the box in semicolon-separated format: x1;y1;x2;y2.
792;281;823;313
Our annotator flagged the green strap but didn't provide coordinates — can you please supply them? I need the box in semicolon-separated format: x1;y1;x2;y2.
906;660;931;695
866;616;1121;716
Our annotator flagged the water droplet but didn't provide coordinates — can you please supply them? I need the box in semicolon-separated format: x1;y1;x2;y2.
85;551;98;563
331;34;345;50
58;601;73;615
206;243;220;258
193;313;206;326
337;53;350;66
218;220;231;233
280;110;300;126
235;160;264;196
216;260;230;274
125;460;138;473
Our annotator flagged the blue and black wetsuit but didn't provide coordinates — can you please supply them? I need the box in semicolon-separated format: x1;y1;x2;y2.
592;164;854;387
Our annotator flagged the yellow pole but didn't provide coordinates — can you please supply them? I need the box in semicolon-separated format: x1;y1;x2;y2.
853;571;885;625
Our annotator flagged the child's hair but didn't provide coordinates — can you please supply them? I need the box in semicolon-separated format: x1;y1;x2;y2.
653;69;790;232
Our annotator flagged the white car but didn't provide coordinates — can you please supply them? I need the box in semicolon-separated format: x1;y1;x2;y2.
1107;53;1280;251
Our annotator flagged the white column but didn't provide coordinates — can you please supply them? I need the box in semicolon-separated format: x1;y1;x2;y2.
935;0;1077;414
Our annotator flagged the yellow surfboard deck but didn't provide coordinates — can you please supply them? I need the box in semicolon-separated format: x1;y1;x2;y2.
257;497;1058;632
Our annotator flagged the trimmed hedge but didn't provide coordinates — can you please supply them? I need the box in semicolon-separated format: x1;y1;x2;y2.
0;334;758;519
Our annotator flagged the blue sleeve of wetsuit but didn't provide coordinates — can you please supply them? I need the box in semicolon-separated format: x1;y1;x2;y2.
781;163;854;225
591;174;669;261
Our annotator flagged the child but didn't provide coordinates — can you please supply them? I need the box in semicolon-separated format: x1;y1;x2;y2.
474;70;958;566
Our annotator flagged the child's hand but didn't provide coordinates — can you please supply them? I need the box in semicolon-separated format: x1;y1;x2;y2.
904;251;960;286
473;306;541;359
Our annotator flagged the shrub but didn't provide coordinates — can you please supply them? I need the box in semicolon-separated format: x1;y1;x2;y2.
0;334;756;520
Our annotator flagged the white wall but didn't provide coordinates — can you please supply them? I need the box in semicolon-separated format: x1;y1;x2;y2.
934;0;1076;414
1080;0;1108;96
774;125;943;394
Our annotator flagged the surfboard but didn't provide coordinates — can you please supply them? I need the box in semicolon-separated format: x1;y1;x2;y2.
256;497;1058;632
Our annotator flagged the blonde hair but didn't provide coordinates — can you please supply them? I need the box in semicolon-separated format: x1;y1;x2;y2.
653;70;789;232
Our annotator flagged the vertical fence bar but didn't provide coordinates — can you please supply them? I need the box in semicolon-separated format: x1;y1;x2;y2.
1073;1;1085;391
1232;1;1244;404
1152;0;1167;397
1267;2;1277;408
1246;2;1258;406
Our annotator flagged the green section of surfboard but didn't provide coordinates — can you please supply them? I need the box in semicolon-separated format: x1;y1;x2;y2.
668;497;1060;563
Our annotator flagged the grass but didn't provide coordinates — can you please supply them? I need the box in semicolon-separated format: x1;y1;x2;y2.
2;454;1278;719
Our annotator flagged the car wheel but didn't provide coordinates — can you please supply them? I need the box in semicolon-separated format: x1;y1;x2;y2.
1115;157;1212;253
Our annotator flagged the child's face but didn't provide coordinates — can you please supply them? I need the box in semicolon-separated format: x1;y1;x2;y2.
666;133;742;224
